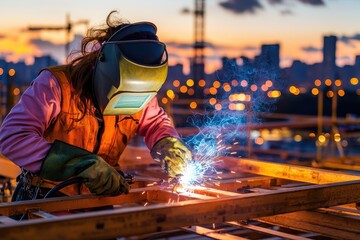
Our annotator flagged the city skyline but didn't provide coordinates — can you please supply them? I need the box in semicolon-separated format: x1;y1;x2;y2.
1;33;360;125
1;0;360;73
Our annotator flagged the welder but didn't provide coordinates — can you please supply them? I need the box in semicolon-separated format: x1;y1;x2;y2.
0;10;192;200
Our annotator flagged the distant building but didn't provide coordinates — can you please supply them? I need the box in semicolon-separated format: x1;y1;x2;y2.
355;55;360;78
286;60;308;87
166;64;185;84
0;55;58;119
322;35;337;81
255;44;280;74
31;56;58;80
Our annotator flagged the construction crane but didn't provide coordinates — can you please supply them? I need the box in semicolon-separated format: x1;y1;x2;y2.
193;0;206;98
28;14;89;60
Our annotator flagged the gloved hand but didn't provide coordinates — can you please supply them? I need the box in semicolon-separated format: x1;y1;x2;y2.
150;137;192;177
39;140;129;196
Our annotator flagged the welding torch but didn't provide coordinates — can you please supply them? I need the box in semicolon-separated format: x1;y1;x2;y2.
43;170;134;198
171;174;184;193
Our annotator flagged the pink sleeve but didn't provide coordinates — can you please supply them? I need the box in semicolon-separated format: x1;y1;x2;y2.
0;70;61;173
138;97;179;149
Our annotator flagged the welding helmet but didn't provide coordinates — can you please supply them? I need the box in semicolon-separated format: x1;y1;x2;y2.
92;22;168;115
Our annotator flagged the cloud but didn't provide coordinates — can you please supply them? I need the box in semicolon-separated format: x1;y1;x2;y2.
0;34;5;39
167;41;225;50
29;34;83;63
168;52;183;60
280;9;293;15
219;0;263;14
241;45;260;51
181;7;191;14
166;40;259;56
298;0;325;6
166;41;194;49
338;34;360;46
268;0;284;4
337;55;351;61
219;0;325;15
0;52;12;58
301;46;322;53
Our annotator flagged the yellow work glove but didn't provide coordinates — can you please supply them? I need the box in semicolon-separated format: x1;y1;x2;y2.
40;140;129;196
150;137;192;177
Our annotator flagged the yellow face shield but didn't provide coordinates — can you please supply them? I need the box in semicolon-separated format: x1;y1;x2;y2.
103;50;168;115
92;22;168;115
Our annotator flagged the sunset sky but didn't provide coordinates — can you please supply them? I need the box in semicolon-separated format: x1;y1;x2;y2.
1;0;360;74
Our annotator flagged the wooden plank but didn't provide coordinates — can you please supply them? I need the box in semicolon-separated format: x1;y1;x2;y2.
182;225;249;240
316;159;360;171
28;210;57;219
0;187;152;216
257;210;360;240
191;186;242;197
200;175;360;239
221;157;360;184
208;176;274;193
0;216;17;224
177;182;320;239
227;221;312;240
1;180;360;239
327;205;360;217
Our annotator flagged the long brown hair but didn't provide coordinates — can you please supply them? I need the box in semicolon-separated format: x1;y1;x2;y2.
67;11;128;113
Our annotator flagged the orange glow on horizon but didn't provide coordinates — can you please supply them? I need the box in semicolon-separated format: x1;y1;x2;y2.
0;22;358;76
0;35;41;64
0;32;354;76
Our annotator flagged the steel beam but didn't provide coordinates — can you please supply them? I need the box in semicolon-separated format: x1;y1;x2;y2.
221;157;360;184
1;180;360;239
258;209;360;240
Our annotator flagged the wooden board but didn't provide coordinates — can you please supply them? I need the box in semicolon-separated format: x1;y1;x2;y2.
1;158;360;240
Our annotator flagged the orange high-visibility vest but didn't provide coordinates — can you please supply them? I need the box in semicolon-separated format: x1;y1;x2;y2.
39;65;143;195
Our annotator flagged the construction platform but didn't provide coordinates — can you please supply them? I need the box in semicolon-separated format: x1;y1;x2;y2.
1;147;360;240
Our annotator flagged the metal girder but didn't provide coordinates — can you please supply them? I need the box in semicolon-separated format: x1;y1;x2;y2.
1;180;360;239
1;158;360;239
221;157;360;184
258;208;360;239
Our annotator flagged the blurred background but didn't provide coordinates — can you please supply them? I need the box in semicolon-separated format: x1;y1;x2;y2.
2;0;360;200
